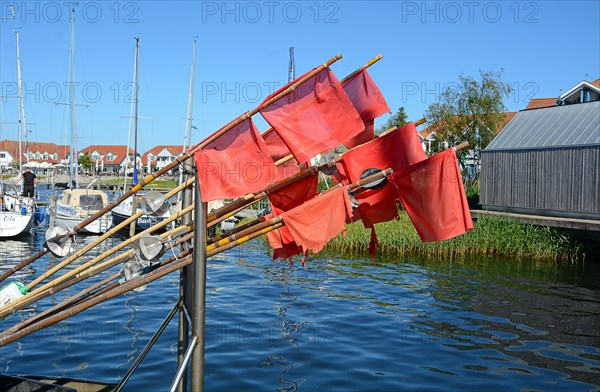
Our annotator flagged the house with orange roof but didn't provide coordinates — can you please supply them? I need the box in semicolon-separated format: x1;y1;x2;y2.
141;145;185;175
524;77;600;110
78;145;135;174
0;140;70;172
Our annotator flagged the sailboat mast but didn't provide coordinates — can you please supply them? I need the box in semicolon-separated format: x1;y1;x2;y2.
182;38;197;153
68;7;78;189
15;30;27;175
132;37;139;185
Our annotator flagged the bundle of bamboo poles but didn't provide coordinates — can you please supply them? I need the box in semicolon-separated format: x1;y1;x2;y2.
0;164;398;346
1;136;467;344
0;53;439;347
0;52;386;286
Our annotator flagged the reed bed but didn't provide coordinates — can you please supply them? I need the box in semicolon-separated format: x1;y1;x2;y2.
325;212;583;261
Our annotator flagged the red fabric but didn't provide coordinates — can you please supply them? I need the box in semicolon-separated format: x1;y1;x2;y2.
341;70;391;148
393;148;473;242
368;228;379;261
334;123;426;229
357;185;400;228
343;119;375;149
264;213;303;259
266;173;319;259
195;118;280;202
262;129;302;178
336;123;427;184
281;186;352;254
260;68;364;163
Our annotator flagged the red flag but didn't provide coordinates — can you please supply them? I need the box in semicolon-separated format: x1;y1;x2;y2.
335;123;426;257
393;148;473;242
281;186;352;254
335;123;427;226
266;173;319;259
260;68;365;163
262;129;301;178
194;118;280;202
336;123;427;184
341;69;391;148
263;214;303;259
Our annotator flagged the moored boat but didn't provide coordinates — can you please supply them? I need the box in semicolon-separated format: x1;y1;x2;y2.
0;183;34;238
111;194;172;232
51;189;112;234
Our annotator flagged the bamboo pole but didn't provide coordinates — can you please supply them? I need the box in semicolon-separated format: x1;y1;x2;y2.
454;141;469;151
261;53;384;139
207;216;282;253
207;218;260;245
206;221;284;257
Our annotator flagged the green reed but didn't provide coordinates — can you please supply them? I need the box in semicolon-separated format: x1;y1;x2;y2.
325;212;583;262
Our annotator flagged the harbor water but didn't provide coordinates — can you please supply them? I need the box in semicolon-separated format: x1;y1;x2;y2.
0;223;599;391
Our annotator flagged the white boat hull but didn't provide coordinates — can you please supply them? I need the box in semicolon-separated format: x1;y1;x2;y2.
0;211;34;238
53;213;112;234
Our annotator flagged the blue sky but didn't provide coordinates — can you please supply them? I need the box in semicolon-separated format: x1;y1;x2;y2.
1;1;598;153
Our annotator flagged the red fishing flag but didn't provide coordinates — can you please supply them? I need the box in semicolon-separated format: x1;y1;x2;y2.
336;122;427;183
393;148;473;242
194;118;280;202
335;123;427;257
341;69;391;148
262;129;301;178
266;172;319;259
260;67;365;164
281;185;353;255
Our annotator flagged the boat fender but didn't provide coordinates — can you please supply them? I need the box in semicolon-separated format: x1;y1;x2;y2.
0;281;29;309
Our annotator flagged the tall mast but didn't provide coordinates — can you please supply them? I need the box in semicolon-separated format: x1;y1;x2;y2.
15;30;27;175
68;7;78;189
131;37;140;186
182;38;197;153
178;38;197;194
288;47;295;83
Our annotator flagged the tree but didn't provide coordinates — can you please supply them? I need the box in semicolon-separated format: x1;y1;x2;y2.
9;159;20;173
376;106;408;134
424;70;512;157
78;152;93;170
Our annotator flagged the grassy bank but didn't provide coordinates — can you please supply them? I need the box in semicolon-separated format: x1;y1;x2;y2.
325;212;582;261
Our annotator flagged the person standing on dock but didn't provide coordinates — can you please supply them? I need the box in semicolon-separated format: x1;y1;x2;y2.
16;168;37;198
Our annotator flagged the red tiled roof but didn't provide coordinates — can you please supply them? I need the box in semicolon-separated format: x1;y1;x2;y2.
525;98;557;110
79;145;134;164
141;145;184;165
0;139;69;164
589;77;600;88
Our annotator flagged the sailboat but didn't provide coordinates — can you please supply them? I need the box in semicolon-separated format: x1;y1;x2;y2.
112;38;172;232
48;8;112;234
0;31;35;238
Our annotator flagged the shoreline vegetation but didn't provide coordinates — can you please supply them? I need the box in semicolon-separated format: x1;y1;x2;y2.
325;212;583;262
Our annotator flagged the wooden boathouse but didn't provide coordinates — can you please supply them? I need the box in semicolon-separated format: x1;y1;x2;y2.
480;100;600;222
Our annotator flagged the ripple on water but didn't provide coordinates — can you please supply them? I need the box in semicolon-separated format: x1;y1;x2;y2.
1;235;599;390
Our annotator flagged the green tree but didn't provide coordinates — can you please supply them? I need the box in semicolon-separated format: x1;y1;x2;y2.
78;152;93;170
424;70;512;156
9;159;20;173
376;106;408;135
